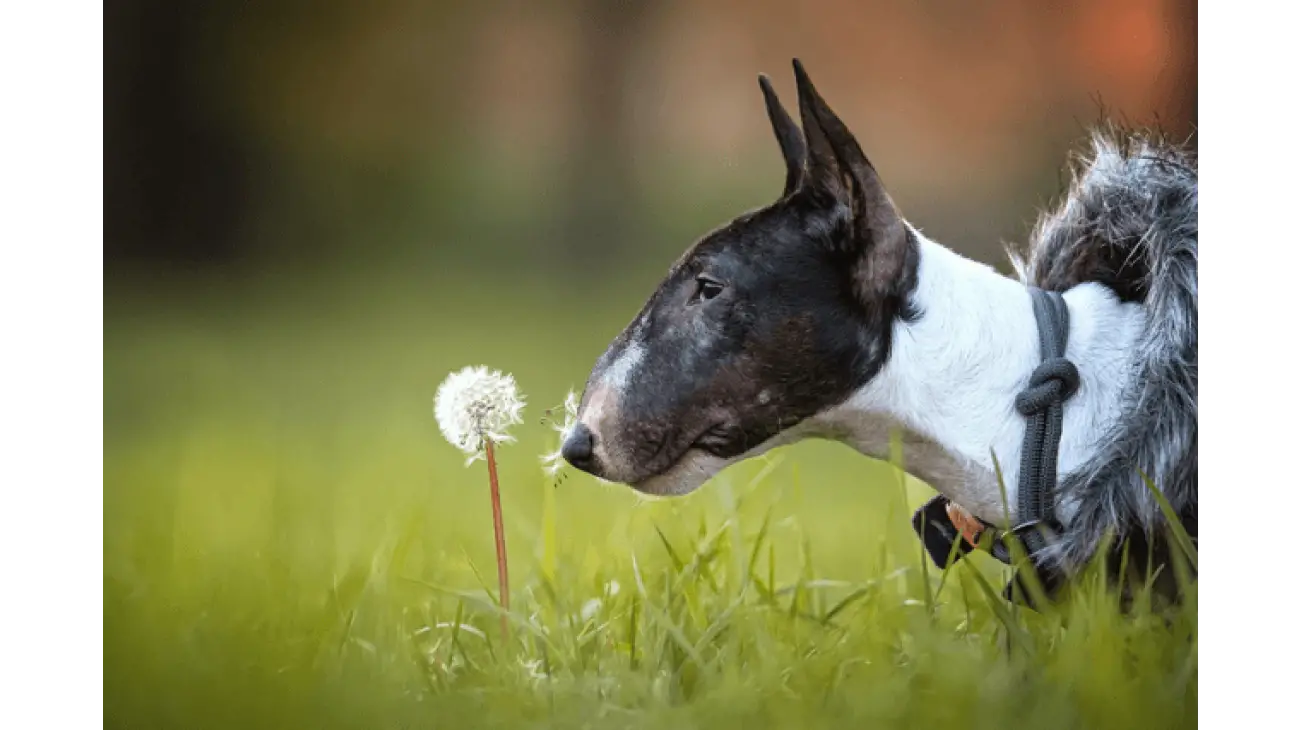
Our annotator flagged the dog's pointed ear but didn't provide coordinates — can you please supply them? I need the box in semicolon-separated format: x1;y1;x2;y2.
758;74;805;197
792;59;852;202
791;59;910;296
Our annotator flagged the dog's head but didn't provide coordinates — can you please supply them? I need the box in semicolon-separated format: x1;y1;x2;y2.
562;60;920;495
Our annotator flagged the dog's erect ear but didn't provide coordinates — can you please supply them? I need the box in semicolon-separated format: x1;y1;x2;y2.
792;59;855;203
758;74;805;197
791;58;910;297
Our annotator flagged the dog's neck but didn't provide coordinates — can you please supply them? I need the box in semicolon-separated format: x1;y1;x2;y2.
815;231;1145;526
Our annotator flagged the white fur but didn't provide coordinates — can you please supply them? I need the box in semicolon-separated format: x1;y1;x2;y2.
815;231;1146;526
582;340;646;467
611;340;645;386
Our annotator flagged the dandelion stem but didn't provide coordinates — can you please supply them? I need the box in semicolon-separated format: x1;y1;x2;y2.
484;438;510;639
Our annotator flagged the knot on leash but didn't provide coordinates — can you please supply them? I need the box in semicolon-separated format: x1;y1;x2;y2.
1014;358;1080;416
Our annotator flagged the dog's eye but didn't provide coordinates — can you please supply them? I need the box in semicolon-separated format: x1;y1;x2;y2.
692;276;725;302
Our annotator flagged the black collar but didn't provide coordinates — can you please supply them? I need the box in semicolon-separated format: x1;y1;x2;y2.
911;287;1080;605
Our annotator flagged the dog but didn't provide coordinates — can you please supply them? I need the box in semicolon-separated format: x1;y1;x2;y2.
560;60;1197;602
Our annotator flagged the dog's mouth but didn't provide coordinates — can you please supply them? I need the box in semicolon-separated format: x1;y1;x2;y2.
622;414;823;496
625;422;749;496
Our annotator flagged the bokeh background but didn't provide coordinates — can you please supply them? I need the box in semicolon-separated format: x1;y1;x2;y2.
106;0;1195;274
105;1;1196;726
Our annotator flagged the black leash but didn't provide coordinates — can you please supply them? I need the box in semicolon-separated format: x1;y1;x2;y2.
1010;289;1079;554
911;288;1079;604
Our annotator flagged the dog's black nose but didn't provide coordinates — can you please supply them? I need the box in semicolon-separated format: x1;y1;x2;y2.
561;423;597;473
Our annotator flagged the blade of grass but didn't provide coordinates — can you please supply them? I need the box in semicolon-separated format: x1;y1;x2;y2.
800;530;821;617
541;470;558;580
402;577;553;657
787;578;803;621
627;594;640;670
640;600;707;670
447;600;482;672
1000;529;1054;613
751;574;777;605
990;448;1012;530
989;449;1023;623
822;584;875;624
962;560;1034;656
1154;528;1194;602
957;566;975;636
741;506;774;595
766;542;776;603
691;596;742;662
772;579;856;595
672;519;731;595
652;523;686;571
458;546;499;606
1116;534;1133;603
1139;469;1198;571
932;532;968;601
918;538;935;616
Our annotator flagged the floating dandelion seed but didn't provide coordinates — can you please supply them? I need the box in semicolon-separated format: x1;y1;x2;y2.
540;389;580;481
434;366;525;465
433;365;525;639
579;597;603;623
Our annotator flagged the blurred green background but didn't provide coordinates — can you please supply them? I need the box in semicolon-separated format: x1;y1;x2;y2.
105;1;1196;727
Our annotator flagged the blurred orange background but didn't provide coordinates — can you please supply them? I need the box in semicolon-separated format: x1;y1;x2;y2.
105;0;1194;277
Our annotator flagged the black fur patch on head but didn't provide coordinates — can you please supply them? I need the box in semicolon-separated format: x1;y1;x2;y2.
571;60;921;488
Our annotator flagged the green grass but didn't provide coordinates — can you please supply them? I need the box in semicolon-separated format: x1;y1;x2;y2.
105;266;1196;729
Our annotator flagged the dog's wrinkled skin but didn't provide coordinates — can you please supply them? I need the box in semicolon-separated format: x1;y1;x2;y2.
564;61;918;496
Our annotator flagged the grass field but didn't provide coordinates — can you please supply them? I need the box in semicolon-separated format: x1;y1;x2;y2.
104;262;1197;729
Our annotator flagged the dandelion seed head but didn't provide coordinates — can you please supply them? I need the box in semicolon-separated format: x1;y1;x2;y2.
434;366;525;464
